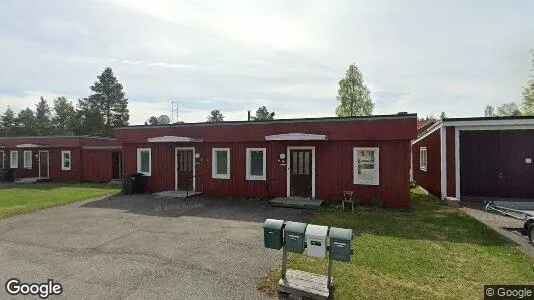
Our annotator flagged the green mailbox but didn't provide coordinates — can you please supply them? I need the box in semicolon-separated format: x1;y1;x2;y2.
329;227;353;262
263;219;285;250
284;221;307;253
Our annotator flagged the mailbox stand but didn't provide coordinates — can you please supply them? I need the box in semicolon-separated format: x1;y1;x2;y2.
263;219;353;300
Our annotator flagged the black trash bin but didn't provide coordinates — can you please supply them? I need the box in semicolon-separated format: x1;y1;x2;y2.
122;173;135;195
2;169;14;182
132;173;147;194
122;173;147;194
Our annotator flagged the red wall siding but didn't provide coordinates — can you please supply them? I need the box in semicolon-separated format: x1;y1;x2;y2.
49;148;81;181
122;140;411;208
9;149;39;179
446;126;456;197
412;130;441;198
81;150;114;182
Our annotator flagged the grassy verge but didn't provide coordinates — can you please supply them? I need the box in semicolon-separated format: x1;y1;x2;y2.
258;188;534;299
0;182;121;218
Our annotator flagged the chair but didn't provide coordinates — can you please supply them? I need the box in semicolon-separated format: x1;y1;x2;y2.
342;191;354;212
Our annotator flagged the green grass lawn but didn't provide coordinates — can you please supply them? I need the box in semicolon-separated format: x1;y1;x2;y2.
258;188;534;299
0;182;121;218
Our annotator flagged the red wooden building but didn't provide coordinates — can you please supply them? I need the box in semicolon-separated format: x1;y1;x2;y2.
116;114;417;208
0;136;122;183
412;116;534;201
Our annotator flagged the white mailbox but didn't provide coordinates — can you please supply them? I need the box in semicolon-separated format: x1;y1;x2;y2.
305;224;329;258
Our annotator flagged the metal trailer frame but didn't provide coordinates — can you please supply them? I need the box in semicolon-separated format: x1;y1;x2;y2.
485;201;534;244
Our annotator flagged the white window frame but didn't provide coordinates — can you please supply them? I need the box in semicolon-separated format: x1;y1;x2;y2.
61;150;71;171
246;148;266;181
212;148;230;179
353;147;380;185
10;151;18;169
23;150;32;169
420;147;427;172
137;148;152;176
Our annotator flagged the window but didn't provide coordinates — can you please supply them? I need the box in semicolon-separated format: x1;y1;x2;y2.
420;147;427;171
61;150;71;171
137;148;151;176
212;148;230;179
353;147;379;185
23;151;32;169
10;151;18;169
246;148;266;180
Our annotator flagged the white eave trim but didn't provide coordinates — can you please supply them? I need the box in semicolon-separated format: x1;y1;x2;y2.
147;136;203;143
15;144;49;148
265;133;327;141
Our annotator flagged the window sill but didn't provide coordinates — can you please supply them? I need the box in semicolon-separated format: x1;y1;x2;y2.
354;181;379;186
246;176;266;181
212;175;230;180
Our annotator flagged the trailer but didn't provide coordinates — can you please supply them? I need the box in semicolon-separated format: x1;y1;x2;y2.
485;201;534;245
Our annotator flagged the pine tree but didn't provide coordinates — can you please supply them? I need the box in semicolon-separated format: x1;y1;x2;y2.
16;108;38;136
251;106;275;121
1;107;18;136
52;97;76;135
81;67;129;137
35;97;52;135
207;110;224;122
336;64;374;117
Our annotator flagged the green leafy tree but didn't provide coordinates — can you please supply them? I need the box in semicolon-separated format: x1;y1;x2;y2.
335;64;374;117
145;116;159;125
1;107;18;136
496;102;522;116
251;106;275;121
522;50;534;115
52;97;76;135
79;67;129;137
207;109;224;122
484;102;522;117
16;108;38;136
35;97;52;135
484;105;495;117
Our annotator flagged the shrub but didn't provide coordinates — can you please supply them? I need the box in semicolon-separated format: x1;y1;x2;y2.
410;180;418;189
370;197;385;209
329;195;343;205
354;196;364;206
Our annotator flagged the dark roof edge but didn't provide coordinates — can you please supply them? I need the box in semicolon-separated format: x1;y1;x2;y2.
443;115;534;122
0;135;116;141
117;113;417;130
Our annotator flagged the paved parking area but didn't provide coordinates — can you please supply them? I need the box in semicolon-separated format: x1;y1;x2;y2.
460;203;534;258
0;194;310;299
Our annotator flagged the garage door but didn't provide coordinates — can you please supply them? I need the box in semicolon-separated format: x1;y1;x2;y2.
460;130;534;199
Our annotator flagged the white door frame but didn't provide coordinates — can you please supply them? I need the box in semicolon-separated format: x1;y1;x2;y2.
38;150;49;178
286;146;316;198
175;147;196;191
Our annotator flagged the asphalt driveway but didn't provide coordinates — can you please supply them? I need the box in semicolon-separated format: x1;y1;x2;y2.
0;194;309;299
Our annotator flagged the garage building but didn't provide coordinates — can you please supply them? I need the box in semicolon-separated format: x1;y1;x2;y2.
412;116;534;201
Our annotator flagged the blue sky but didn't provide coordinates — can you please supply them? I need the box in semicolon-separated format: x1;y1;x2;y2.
1;0;533;125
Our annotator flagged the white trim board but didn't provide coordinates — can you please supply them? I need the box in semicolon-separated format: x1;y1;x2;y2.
266;133;327;141
286;146;316;198
148;136;203;143
245;148;267;181
15;144;48;148
175;147;196;191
